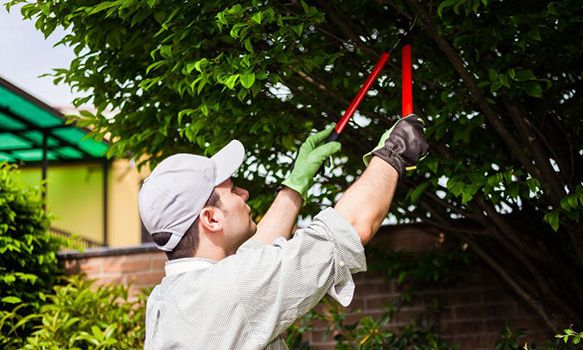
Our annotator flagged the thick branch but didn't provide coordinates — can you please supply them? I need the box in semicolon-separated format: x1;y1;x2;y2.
403;0;543;183
429;205;572;324
421;214;491;238
294;71;388;123
501;96;565;205
421;190;477;219
467;238;564;333
296;71;350;105
530;119;577;189
284;81;372;155
312;0;380;58
474;195;577;319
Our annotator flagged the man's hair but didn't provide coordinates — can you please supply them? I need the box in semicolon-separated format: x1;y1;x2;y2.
152;190;223;260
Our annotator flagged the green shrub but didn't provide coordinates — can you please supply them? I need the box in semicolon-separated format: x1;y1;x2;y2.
495;324;582;350
555;327;583;346
287;293;453;350
0;163;63;341
0;304;33;348
4;275;147;349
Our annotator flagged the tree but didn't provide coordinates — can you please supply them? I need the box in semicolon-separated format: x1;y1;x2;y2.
7;0;582;332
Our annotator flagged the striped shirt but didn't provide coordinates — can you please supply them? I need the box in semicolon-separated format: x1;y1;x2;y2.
144;207;367;349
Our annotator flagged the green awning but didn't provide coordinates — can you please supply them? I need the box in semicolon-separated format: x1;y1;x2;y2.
0;77;108;163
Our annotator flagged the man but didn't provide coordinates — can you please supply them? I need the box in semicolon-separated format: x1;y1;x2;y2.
140;116;428;349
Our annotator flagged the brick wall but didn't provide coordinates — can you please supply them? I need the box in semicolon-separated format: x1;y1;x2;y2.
62;244;166;290
307;268;548;349
59;227;550;349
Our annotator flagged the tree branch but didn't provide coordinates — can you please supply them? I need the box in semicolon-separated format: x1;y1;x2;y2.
293;70;388;123
403;0;544;184
501;96;565;205
312;0;380;58
473;195;579;320
467;237;564;333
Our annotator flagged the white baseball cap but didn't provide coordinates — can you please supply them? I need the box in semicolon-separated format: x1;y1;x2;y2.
138;140;245;251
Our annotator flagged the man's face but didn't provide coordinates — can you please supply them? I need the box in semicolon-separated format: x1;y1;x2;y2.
214;178;257;252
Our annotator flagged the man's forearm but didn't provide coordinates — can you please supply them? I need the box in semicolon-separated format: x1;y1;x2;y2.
334;156;398;245
252;187;303;244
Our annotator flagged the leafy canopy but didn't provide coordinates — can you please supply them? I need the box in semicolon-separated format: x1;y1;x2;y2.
6;0;583;332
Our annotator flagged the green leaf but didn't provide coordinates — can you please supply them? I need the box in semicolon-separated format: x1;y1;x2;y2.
2;296;22;303
226;4;243;15
237;88;248;101
200;105;209;116
216;12;227;27
523;82;542;98
197;77;208;95
87;2;118;15
91;325;103;340
410;182;429;202
567;195;579;209
397;271;408;284
437;0;460;17
230;23;246;39
251;12;262;24
515;69;536;82
426;158;438;173
194;58;208;73
544;210;560;231
240;73;255;89
527;29;542;41
300;0;310;14
461;191;473;204
197;76;208;95
244;38;254;53
146;61;166;74
491;81;503;92
224;74;240;89
488;69;498;82
292;24;304;37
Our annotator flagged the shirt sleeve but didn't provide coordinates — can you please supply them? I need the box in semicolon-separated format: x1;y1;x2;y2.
229;207;367;346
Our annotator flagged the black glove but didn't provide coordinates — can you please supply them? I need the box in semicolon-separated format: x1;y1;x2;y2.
363;114;429;178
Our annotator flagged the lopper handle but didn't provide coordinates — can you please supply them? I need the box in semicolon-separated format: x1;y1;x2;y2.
329;52;390;140
325;130;340;142
401;36;413;117
401;37;418;172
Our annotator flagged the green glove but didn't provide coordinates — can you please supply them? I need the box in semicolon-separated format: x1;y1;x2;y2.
282;125;342;198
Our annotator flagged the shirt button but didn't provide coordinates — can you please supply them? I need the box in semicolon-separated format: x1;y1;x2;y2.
339;261;346;267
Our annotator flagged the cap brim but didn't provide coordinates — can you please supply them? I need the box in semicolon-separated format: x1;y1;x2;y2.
211;140;245;186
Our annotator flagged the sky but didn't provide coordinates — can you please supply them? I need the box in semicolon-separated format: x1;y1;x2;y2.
0;6;80;108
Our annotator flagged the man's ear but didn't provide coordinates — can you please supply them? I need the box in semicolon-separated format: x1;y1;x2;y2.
199;207;224;232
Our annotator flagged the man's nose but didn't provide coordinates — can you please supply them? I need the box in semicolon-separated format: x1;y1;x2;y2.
235;187;249;201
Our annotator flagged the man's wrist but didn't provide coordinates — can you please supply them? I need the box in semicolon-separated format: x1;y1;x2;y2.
278;185;304;206
371;148;404;178
370;156;400;179
281;177;309;198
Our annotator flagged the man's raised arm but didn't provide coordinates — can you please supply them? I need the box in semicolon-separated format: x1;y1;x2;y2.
335;115;428;244
252;125;341;244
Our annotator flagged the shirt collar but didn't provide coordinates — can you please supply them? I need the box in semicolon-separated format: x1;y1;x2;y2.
164;257;217;276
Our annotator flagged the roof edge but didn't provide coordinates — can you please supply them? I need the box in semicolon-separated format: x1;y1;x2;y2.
0;75;66;119
0;75;111;148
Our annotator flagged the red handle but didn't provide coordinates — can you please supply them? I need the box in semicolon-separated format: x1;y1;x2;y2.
401;42;413;117
334;52;390;135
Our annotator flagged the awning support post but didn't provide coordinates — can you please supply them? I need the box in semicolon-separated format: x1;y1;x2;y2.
41;130;48;211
